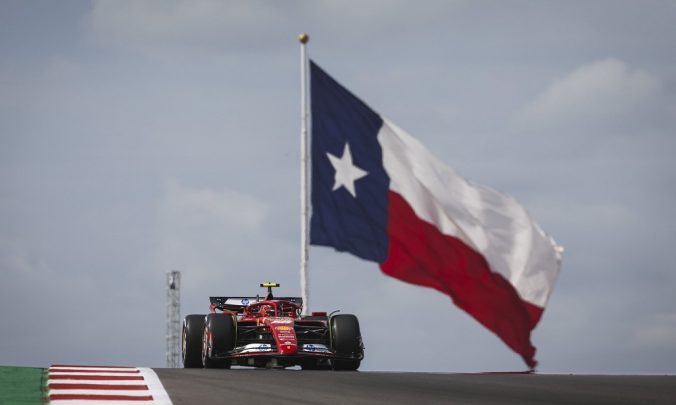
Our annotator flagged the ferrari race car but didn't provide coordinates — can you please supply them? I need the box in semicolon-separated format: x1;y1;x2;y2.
181;283;364;370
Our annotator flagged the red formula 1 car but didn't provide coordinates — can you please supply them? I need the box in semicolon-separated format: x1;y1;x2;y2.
181;283;364;370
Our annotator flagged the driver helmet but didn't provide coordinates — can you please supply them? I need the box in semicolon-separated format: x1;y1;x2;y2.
260;304;273;317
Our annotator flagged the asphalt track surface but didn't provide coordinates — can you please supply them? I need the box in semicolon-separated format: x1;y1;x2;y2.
154;369;676;405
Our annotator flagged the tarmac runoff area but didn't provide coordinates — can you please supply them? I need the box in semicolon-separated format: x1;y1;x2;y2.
2;366;675;404
154;369;676;405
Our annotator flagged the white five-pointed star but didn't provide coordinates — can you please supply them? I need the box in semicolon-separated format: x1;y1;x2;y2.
327;142;368;198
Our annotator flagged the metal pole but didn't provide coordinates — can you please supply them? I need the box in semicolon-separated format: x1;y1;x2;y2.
299;33;310;315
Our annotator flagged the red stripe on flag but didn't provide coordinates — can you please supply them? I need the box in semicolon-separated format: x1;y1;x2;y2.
48;375;145;381
381;191;541;369
50;368;140;374
49;383;149;390
49;394;153;401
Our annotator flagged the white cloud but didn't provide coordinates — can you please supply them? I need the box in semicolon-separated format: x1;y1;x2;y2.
163;181;268;232
83;0;467;54
151;181;287;294
516;59;662;131
85;0;290;51
632;313;676;349
0;236;50;279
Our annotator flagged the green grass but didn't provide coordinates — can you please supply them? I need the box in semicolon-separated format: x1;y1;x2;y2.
0;366;46;405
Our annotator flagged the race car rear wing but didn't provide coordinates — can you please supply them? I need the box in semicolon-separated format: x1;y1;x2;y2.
210;296;303;313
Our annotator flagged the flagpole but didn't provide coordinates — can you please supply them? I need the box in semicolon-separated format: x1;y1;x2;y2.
299;32;310;315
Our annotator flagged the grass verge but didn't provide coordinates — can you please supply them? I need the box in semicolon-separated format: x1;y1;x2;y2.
0;366;46;404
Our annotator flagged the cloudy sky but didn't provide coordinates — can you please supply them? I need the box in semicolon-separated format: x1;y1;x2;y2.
1;1;675;373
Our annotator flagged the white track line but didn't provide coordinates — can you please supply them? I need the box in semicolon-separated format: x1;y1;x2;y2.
139;368;172;405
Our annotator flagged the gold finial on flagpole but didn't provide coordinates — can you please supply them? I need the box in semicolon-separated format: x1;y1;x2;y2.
299;32;309;44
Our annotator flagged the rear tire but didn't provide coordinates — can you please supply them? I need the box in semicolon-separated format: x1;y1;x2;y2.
330;314;363;371
182;315;205;368
202;313;236;369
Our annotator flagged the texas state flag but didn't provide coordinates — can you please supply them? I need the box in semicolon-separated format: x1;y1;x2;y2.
309;61;562;369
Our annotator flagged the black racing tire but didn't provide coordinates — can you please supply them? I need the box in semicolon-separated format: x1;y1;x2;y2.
332;358;361;371
330;314;363;371
182;315;206;368
202;313;236;369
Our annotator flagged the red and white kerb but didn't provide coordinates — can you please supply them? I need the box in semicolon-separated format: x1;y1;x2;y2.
47;365;172;404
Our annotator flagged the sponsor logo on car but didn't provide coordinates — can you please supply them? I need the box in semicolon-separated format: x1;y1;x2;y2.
276;325;292;331
241;298;250;305
302;344;331;353
271;319;293;324
240;343;273;353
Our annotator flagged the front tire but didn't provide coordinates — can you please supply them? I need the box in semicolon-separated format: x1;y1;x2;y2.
202;313;236;369
182;315;206;368
330;314;363;371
